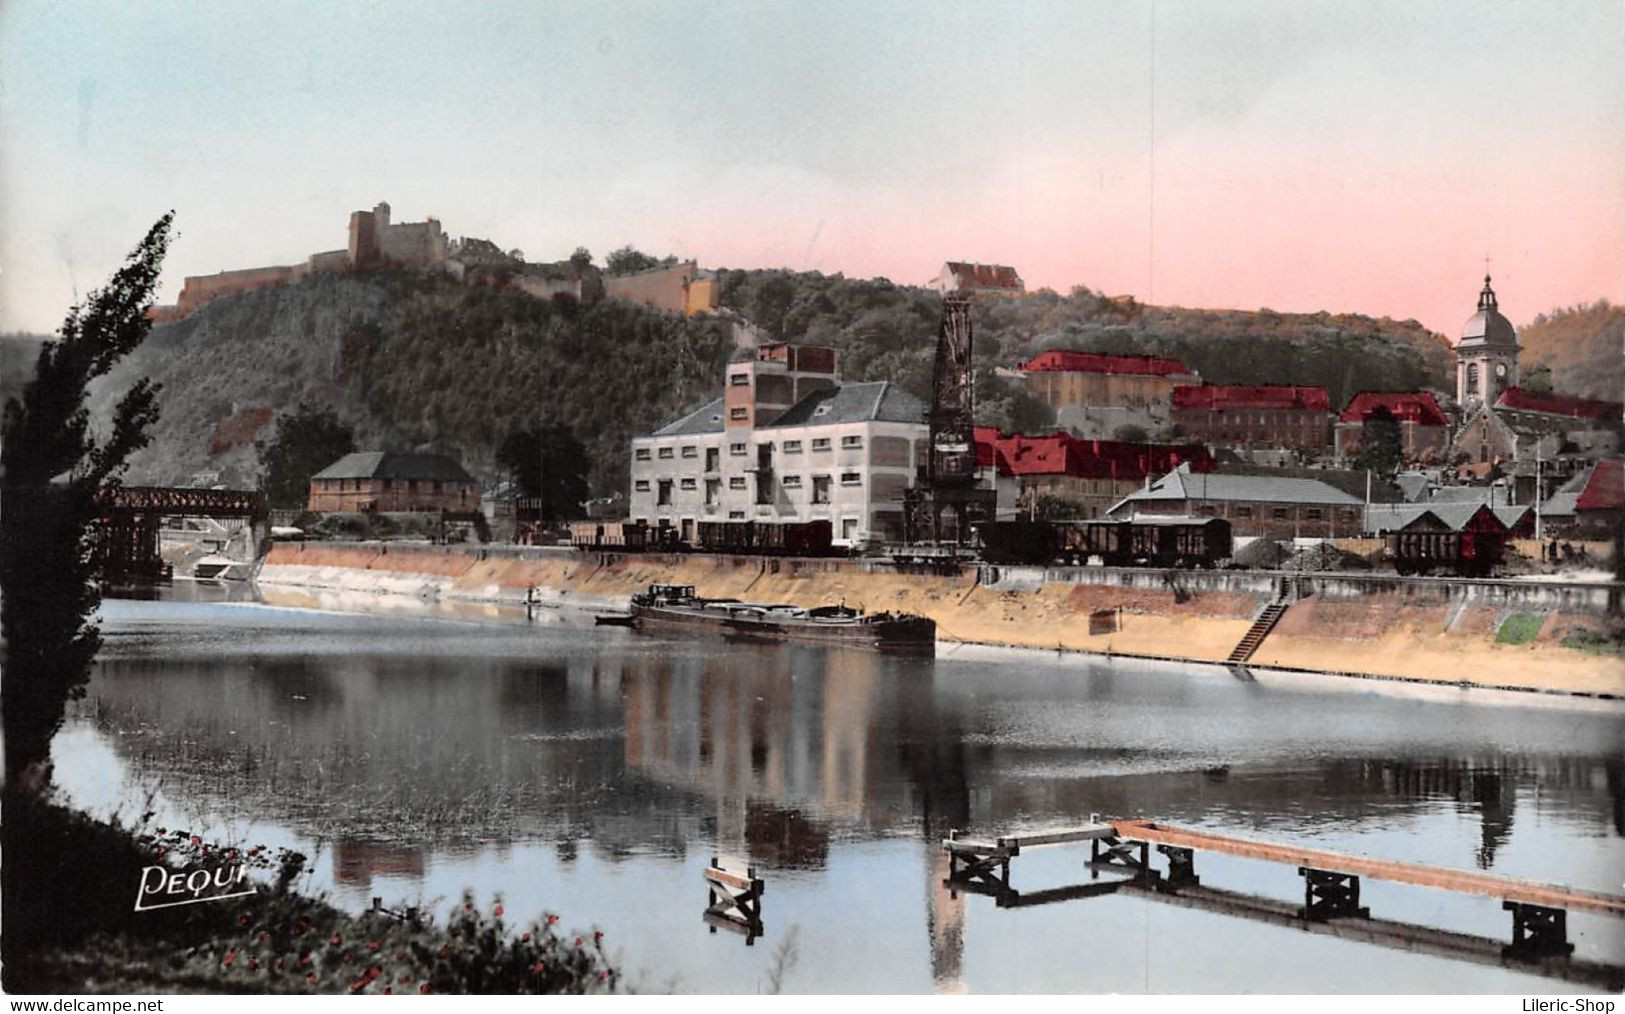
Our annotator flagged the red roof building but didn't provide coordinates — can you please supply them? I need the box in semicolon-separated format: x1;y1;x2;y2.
1575;458;1624;513
1019;350;1192;377
974;428;1213;517
929;261;1025;298
1017;351;1200;439
1170;385;1332;454
1496;387;1623;422
1334;391;1451;463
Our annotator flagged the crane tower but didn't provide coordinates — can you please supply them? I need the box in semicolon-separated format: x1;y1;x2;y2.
902;295;996;545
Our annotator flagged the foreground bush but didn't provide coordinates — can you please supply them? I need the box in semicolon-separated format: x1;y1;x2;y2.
1;796;618;994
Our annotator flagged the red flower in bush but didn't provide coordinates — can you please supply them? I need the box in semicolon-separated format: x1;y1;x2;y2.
520;932;531;943
191;836;202;846
306;972;318;985
298;953;311;968
383;988;393;995
464;902;473;912
329;932;342;947
366;940;381;952
546;914;559;925
493;904;503;917
247;959;259;973
258;932;271;943
222;948;237;968
155;846;166;858
436;945;450;960
418;983;431;995
274;959;285;972
594;930;604;943
600;970;611;982
237;914;251;927
530;961;545;975
574;937;583;948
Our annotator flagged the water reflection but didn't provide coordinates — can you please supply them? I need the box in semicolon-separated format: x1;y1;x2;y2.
59;597;1625;993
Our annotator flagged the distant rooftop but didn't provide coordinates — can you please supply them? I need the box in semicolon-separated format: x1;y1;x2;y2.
1339;391;1448;426
942;261;1024;291
312;451;474;483
1021;350;1193;378
1173;385;1331;412
1109;461;1361;510
1496;387;1622;422
648;381;926;438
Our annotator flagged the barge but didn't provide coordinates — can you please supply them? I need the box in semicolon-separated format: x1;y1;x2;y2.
629;584;936;652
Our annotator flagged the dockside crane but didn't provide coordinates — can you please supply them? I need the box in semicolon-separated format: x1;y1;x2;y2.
901;294;996;547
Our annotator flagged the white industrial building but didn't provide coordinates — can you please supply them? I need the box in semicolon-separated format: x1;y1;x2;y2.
628;344;929;546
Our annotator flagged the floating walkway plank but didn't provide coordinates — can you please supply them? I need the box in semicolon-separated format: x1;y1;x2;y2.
997;824;1116;853
1116;880;1624;992
1111;820;1625;918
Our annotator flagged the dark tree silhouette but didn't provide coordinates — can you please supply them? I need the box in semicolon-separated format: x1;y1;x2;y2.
496;425;590;524
1352;406;1404;477
256;404;355;509
0;212;173;791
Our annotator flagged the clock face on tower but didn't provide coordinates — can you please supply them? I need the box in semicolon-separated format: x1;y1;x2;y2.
1495;363;1507;378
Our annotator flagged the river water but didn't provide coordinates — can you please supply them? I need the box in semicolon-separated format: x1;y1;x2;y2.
55;587;1625;993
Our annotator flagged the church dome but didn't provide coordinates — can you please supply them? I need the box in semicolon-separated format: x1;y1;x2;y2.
1459;275;1517;348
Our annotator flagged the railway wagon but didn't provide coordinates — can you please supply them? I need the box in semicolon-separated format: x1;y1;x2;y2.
1385;529;1503;577
696;520;834;556
976;517;1232;568
570;520;682;552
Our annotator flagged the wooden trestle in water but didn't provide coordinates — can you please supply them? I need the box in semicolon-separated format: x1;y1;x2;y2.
944;817;1625;990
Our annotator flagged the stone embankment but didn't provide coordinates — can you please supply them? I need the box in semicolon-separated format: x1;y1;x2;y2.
259;542;1625;699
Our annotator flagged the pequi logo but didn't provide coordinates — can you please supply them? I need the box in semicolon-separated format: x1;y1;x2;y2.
135;862;256;912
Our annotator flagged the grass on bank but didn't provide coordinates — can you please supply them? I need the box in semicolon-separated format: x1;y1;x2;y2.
1;793;619;994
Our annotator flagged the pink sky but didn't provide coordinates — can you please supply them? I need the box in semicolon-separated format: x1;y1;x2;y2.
2;1;1620;338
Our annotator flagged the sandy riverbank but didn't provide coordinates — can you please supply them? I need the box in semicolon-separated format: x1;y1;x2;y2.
259;543;1625;699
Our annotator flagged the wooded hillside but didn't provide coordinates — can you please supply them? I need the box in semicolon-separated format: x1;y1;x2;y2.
83;267;1462;496
1520;300;1623;402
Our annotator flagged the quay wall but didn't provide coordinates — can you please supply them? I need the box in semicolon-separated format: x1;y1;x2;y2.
259;543;1625;698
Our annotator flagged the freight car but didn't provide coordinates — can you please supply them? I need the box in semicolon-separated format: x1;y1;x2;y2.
976;516;1233;568
569;520;684;552
1385;529;1503;577
695;519;833;557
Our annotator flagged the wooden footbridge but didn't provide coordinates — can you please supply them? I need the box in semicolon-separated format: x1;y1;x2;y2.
945;817;1625;990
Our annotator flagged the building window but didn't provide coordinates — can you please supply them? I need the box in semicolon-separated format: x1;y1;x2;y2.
841;435;863;449
1271;507;1288;520
812;476;832;504
705;479;720;505
382;479;393;490
729;407;748;420
842;518;859;540
1304;508;1323;521
728;511;746;519
679;477;696;490
1234;505;1252;518
783;440;803;453
729;372;750;386
705;448;719;471
782;475;802;488
657;480;672;506
1466;363;1479;396
681;445;698;459
635;448;651;461
729;477;747;490
657;447;674;459
840;472;862;486
811;437;831;452
634;480;650;492
729;442;746;456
